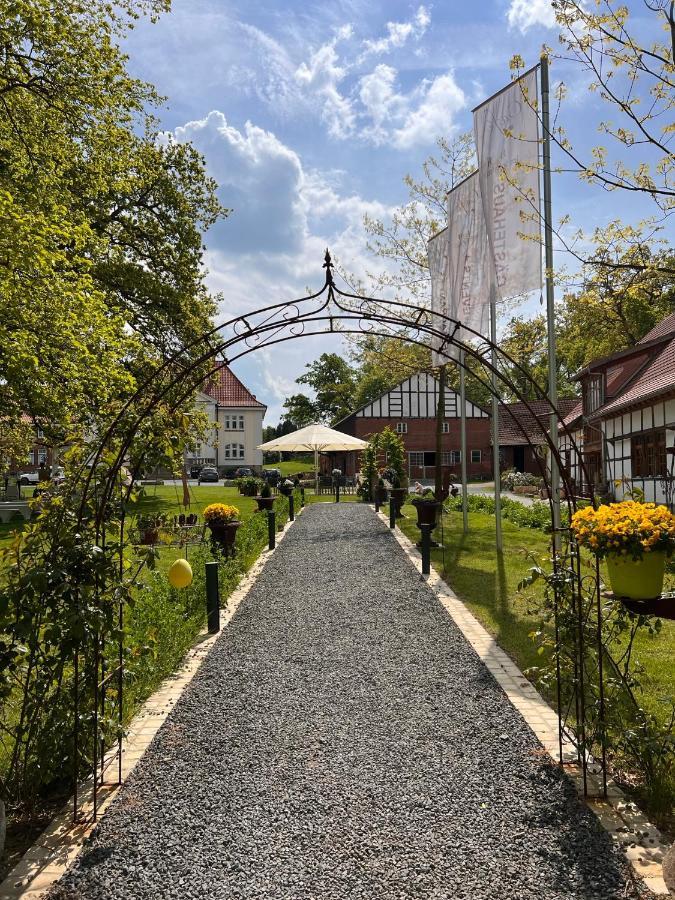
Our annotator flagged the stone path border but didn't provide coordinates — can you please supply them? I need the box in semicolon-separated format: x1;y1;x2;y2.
379;510;671;897
0;508;303;900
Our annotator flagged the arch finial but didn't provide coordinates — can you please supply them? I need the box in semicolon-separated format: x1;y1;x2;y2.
323;248;334;286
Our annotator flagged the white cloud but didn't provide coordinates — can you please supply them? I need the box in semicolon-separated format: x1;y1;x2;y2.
361;5;430;56
507;0;556;32
165;111;395;420
295;27;356;138
394;73;466;149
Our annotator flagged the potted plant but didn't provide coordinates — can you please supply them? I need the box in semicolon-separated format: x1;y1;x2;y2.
137;514;164;545
278;478;294;497
571;500;675;601
374;476;388;505
203;503;241;557
411;488;441;528
241;476;259;497
385;469;408;518
255;481;275;511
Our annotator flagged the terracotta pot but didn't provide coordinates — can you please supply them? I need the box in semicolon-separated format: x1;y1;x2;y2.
606;551;666;601
389;487;407;518
208;521;241;558
255;496;275;511
412;499;441;528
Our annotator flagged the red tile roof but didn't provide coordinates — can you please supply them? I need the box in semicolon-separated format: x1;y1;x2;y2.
637;311;675;345
498;399;579;446
590;335;675;419
202;364;266;409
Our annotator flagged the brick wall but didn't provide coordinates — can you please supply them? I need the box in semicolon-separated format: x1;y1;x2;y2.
328;416;493;479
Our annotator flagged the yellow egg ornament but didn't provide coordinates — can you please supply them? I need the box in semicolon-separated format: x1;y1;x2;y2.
168;558;193;589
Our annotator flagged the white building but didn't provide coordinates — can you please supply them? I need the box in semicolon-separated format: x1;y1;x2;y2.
186;363;266;473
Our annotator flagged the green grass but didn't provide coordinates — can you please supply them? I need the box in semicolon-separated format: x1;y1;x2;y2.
394;500;675;725
263;454;314;476
131;485;261;576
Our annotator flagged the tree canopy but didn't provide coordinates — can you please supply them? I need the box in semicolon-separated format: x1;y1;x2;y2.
0;0;225;463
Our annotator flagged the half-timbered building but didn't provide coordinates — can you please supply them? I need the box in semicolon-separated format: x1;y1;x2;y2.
332;373;492;480
559;312;675;507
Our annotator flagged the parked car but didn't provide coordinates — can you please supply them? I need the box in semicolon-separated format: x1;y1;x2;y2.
51;466;66;484
234;467;253;478
262;468;282;486
189;464;201;479
18;471;39;485
197;466;219;484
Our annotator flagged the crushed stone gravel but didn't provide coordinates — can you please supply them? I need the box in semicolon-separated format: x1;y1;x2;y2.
48;503;642;899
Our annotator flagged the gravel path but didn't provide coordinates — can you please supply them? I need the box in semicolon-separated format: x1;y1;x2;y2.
50;504;640;900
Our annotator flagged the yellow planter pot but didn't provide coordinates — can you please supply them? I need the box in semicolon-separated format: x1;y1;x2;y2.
606;551;666;601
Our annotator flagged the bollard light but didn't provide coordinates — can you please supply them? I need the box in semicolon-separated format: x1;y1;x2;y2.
205;561;220;633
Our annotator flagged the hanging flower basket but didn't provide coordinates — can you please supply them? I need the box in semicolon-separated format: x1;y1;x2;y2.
571;500;675;602
605;551;667;601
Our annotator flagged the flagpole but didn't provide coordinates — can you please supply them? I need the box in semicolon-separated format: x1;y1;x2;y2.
541;54;560;548
490;286;503;551
459;350;469;534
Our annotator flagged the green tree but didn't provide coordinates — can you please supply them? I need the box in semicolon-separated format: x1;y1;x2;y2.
0;0;224;454
293;353;358;424
282;394;318;427
557;225;675;369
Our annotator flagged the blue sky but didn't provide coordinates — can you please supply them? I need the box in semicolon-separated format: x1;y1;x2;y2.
123;0;671;423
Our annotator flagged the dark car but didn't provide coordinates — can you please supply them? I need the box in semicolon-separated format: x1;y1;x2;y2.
262;468;282;486
198;466;219;484
234;467;253;478
189;464;201;479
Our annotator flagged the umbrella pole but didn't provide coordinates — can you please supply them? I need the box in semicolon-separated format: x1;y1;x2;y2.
314;447;319;497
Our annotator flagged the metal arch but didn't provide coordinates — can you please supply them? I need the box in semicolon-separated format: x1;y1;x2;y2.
69;249;606;821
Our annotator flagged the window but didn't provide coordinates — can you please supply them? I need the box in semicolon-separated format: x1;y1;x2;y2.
223;443;245;460
396;422;407;434
37;449;47;466
631;429;666;477
583;374;604;415
409;451;424;467
442;422;450;434
36;427;44;439
471;449;482;464
223;414;245;431
442;450;461;465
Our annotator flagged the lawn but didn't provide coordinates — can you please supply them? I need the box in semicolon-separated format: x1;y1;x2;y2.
130;484;261;576
263;454;314;476
394;500;675;726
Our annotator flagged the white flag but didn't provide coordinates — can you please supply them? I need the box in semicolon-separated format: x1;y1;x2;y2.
427;226;453;366
447;171;490;344
428;172;490;366
473;68;541;302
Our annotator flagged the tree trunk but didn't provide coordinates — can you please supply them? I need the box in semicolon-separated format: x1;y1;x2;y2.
435;365;446;500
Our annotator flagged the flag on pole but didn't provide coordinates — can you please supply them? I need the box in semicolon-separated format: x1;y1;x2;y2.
446;171;490;342
428;172;491;366
473;67;541;302
427;226;453;366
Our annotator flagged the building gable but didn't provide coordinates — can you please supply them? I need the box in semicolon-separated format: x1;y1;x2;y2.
353;373;488;420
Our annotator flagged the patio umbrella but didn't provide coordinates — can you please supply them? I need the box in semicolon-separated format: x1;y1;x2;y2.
258;423;368;493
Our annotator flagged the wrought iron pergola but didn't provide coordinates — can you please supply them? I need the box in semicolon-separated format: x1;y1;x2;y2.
67;250;608;821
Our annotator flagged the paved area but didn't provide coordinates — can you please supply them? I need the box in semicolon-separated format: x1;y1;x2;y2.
48;504;639;900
